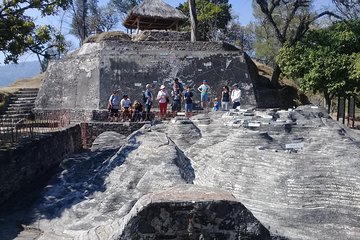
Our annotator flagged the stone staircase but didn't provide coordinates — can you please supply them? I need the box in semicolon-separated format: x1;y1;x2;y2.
0;88;39;127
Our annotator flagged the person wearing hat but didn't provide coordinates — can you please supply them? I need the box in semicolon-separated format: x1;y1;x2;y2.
231;84;241;109
197;80;210;111
108;89;121;122
157;84;170;120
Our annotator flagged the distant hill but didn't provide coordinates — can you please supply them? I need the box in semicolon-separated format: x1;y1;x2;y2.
0;61;41;87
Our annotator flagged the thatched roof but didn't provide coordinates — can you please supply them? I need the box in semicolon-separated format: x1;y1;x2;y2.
123;0;188;30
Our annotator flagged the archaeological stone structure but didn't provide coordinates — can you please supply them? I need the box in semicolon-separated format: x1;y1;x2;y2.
2;30;358;240
34;31;258;121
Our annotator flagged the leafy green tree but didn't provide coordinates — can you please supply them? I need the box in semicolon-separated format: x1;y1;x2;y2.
254;0;340;87
0;0;70;64
277;20;360;112
36;29;71;72
178;0;232;41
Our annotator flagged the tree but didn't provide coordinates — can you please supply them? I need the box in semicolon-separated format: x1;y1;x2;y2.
277;20;360;112
248;2;281;66
219;20;254;53
88;2;119;33
178;0;232;41
96;6;119;32
70;0;119;45
36;29;72;72
0;0;70;64
333;0;360;19
254;0;340;87
111;0;142;16
70;0;89;44
189;0;198;41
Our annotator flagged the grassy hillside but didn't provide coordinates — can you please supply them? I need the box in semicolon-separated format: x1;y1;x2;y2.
0;61;41;87
0;74;44;113
254;60;299;88
0;73;44;93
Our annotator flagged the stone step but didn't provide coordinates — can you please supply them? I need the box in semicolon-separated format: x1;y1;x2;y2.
6;106;33;111
18;88;39;92
0;118;24;125
1;113;30;118
10;100;36;105
10;95;37;100
8;102;34;107
4;109;32;115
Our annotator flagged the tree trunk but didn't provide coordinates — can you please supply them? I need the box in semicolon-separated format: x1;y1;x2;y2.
188;0;197;42
324;90;331;114
271;63;281;88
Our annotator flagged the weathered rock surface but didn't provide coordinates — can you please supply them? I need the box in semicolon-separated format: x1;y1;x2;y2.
117;185;272;239
90;131;127;151
1;105;359;240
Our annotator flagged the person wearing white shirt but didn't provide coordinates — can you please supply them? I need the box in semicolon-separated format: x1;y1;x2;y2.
120;95;132;121
231;84;241;109
157;85;170;120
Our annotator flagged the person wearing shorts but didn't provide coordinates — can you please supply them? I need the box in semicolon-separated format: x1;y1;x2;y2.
171;84;182;117
108;89;121;121
197;80;210;112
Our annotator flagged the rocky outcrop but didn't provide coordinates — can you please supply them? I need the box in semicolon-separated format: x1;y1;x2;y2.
117;185;273;240
1;106;359;240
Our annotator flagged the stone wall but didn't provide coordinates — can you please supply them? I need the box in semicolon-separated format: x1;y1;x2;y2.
132;30;191;41
34;40;257;121
82;122;145;147
0;125;82;205
99;41;256;109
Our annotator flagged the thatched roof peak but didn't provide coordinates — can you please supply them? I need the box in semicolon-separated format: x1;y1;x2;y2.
130;0;187;20
123;0;188;30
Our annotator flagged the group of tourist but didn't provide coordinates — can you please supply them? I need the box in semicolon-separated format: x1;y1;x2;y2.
107;79;242;122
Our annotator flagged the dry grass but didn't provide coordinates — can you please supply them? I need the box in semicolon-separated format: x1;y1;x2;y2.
84;31;131;43
0;73;44;93
254;61;273;79
254;60;299;88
